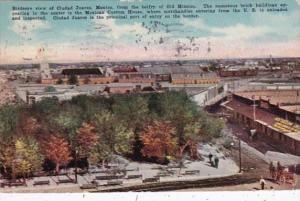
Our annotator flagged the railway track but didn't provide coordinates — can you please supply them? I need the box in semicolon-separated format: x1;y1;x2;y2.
92;174;258;192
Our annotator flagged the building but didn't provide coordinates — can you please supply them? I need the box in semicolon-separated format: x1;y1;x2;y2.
117;73;156;84
222;90;300;155
41;66;116;85
16;82;157;104
138;66;220;85
192;83;228;106
160;82;228;107
40;63;53;84
219;65;258;77
16;84;104;104
171;73;219;85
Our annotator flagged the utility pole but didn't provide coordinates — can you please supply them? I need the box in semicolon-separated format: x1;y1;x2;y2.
239;139;242;173
74;150;78;184
253;95;256;121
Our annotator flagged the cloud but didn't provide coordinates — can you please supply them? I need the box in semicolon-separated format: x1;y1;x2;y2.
93;13;148;39
210;24;271;40
182;18;272;41
297;0;300;6
10;17;50;38
181;18;207;31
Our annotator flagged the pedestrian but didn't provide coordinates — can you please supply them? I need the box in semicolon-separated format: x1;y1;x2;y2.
292;173;297;190
208;153;213;163
259;176;267;190
269;161;275;179
276;161;283;182
214;156;219;168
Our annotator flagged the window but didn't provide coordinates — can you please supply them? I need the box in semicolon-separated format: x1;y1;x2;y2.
279;134;282;141
284;135;287;143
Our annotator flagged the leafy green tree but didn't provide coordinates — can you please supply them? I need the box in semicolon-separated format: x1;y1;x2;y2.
93;111;117;152
112;95;149;159
0;104;20;141
32;97;60;117
71;95;98;122
200;116;225;139
159;91;199;145
93;109;134;155
54;104;83;148
89;142;112;167
114;125;134;155
178;121;202;160
14;137;44;177
112;94;149;129
0;137;43;179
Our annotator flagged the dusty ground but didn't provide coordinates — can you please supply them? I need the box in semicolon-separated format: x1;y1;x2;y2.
174;181;295;191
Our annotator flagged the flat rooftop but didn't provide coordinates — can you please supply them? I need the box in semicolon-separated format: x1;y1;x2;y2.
225;99;276;125
234;90;300;105
279;105;300;115
224;99;300;141
62;68;102;75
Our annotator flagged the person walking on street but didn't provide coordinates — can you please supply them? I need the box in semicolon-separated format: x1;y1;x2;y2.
259;176;267;190
208;153;213;163
208;153;213;166
214;156;219;168
269;161;275;179
276;161;283;183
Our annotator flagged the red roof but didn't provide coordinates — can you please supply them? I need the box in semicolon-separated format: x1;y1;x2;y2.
113;67;137;73
225;99;276;125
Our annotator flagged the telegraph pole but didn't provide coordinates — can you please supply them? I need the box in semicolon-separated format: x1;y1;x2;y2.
74;150;78;183
238;139;242;173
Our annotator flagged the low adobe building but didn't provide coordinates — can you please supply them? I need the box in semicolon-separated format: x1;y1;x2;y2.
41;67;115;85
222;90;300;155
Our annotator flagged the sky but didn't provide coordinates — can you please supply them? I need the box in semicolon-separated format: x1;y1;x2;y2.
0;0;299;64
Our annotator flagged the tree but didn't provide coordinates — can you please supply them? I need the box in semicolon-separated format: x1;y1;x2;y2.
42;135;72;173
54;104;83;148
159;91;199;146
93;111;134;155
112;95;149;129
200;116;225;139
89;142;112;167
0;141;15;178
112;95;150;159
0;137;43;179
141;121;176;162
71;95;98;122
20;115;39;136
76;123;98;157
0;104;20;141
114;125;134;155
179;121;202;160
68;74;78;85
14;137;44;177
32;97;59;117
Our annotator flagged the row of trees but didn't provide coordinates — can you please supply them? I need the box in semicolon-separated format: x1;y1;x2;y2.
0;91;224;179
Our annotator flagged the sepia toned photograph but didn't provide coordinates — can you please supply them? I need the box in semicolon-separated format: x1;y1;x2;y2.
0;0;299;198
